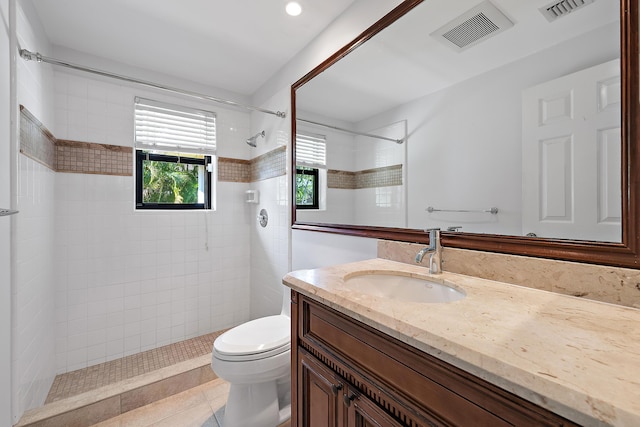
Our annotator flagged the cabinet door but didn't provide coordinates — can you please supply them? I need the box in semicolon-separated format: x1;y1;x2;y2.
299;351;345;427
344;388;404;427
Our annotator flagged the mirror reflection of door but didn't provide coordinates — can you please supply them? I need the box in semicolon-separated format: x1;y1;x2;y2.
522;59;621;242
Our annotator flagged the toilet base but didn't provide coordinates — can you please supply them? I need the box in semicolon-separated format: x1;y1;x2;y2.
223;381;291;427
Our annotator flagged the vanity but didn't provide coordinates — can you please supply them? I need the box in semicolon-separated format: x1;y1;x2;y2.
283;258;640;426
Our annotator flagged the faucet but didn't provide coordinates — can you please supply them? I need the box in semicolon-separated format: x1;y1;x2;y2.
415;228;442;274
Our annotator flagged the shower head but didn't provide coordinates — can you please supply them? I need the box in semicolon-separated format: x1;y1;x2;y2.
246;130;265;147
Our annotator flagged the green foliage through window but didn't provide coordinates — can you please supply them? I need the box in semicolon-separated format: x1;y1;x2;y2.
296;167;319;209
143;159;200;204
136;151;212;209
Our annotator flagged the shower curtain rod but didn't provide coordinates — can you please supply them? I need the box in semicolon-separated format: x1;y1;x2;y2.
297;118;404;144
19;49;286;118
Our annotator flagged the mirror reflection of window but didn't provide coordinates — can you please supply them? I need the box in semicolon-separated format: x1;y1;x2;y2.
295;132;326;210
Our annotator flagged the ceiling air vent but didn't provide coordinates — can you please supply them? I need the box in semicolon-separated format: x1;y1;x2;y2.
539;0;595;22
431;1;514;52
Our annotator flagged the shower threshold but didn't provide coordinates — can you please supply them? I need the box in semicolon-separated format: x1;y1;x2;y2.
16;330;226;427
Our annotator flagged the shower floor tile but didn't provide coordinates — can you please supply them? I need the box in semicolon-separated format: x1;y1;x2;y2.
46;331;224;404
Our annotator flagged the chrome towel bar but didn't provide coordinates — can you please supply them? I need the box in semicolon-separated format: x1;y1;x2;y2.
427;206;498;215
0;208;19;217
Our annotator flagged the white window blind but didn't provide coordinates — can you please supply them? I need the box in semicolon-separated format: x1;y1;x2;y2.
135;97;216;155
296;132;326;167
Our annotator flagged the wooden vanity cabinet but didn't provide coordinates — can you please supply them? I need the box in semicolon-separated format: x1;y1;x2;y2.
291;291;580;427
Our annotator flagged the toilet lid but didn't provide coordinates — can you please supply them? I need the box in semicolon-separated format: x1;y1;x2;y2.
214;315;290;358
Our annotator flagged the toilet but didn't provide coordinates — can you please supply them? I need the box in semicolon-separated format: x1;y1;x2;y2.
211;287;292;427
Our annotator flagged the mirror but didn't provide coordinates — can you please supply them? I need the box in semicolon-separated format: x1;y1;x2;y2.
292;0;640;268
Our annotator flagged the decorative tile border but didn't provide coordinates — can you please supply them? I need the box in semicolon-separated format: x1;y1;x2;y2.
218;157;251;182
21;106;287;182
56;140;132;176
250;145;287;182
218;146;286;183
328;164;402;189
20;106;132;176
327;170;356;189
19;106;57;170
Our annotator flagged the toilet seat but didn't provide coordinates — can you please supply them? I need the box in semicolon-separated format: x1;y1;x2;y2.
213;315;290;361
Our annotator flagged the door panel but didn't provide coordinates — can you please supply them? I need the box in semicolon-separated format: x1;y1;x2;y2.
522;59;621;241
299;351;343;427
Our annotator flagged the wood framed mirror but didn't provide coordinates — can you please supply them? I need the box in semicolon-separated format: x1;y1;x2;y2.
291;0;639;269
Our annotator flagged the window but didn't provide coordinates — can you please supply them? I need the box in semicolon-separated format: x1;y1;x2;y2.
295;131;326;209
296;166;319;209
134;97;216;210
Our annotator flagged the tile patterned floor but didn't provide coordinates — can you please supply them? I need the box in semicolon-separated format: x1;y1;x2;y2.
46;332;224;403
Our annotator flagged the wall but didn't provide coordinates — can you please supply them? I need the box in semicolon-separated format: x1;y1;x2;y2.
273;0;637;310
12;0;57;422
357;23;619;236
296;114;357;225
248;88;291;319
1;0;13;424
51;70;253;372
352;121;406;227
296;118;406;227
291;229;377;271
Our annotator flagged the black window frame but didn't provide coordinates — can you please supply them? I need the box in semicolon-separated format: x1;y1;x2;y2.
295;166;319;210
135;150;212;210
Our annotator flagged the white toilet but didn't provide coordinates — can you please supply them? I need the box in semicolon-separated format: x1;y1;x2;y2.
211;287;292;427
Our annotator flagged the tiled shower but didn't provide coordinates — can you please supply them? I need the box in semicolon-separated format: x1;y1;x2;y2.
11;3;291;422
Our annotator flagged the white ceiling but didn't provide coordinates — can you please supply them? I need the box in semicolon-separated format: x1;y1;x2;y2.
296;0;620;122
28;0;358;96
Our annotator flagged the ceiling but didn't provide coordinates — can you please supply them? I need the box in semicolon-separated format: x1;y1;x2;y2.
27;0;358;96
296;0;620;122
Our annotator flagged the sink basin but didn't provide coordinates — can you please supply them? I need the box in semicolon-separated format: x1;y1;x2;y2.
344;273;465;303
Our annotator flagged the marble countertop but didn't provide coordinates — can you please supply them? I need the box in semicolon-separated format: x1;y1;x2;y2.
283;258;640;427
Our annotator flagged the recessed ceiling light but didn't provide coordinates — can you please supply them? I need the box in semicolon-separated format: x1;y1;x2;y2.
286;2;302;16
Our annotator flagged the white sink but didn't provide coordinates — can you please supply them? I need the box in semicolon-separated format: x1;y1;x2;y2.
344;273;465;303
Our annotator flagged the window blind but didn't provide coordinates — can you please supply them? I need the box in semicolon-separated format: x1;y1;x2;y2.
135;97;216;155
296;132;326;167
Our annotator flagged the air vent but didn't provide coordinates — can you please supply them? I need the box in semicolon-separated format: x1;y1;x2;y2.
539;0;595;22
431;1;514;52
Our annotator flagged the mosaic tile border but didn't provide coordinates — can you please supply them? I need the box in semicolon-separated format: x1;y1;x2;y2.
219;146;287;183
19;106;57;170
20;106;132;176
21;106;287;182
56;140;132;176
251;145;287;182
218;157;251;182
328;164;402;189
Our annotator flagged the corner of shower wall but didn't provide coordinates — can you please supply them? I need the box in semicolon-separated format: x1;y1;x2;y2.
248;90;292;320
12;0;58;422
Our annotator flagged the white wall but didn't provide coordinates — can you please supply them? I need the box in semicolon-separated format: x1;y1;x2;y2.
253;0;406;272
357;23;619;236
52;71;253;372
249;88;291;319
291;230;377;271
353;121;406;227
12;0;57;421
1;0;13;424
296;117;357;225
253;0;405;108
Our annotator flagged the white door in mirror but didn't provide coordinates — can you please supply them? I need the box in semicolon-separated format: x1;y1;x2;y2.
522;59;621;242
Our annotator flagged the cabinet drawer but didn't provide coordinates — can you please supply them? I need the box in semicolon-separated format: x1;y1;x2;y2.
297;295;577;427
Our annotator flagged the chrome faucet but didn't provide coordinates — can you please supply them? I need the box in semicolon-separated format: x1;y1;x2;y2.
415;228;442;274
